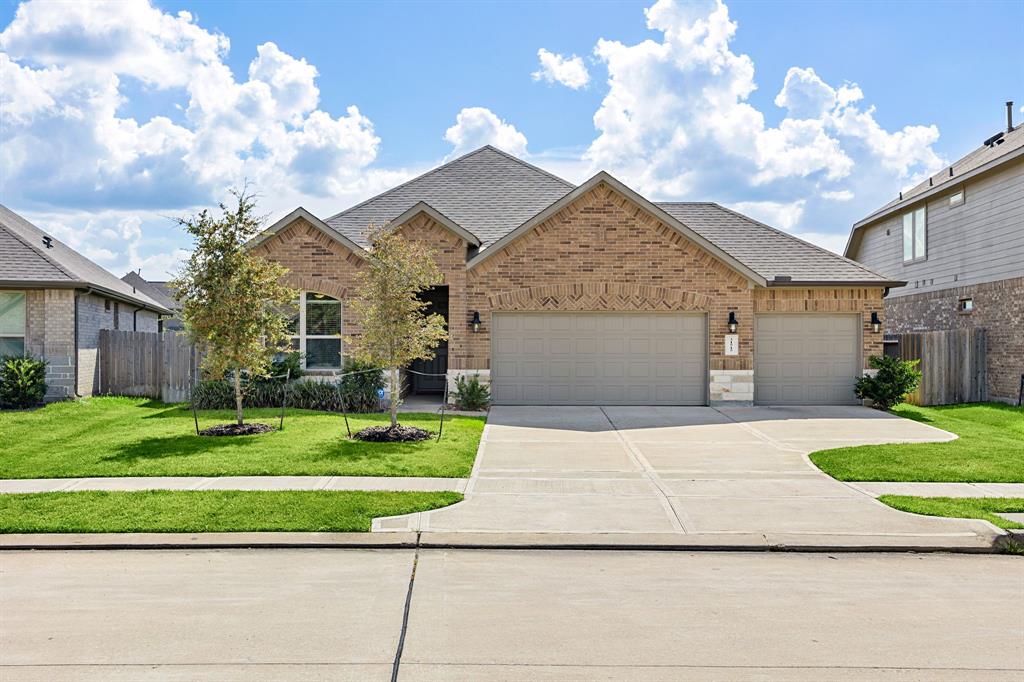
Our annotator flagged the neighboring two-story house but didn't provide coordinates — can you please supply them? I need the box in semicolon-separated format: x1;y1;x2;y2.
845;103;1023;403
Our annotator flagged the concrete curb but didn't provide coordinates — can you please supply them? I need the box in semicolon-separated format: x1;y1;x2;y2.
0;530;1008;553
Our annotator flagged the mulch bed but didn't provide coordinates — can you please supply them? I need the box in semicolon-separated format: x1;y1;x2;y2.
352;424;432;442
199;423;276;437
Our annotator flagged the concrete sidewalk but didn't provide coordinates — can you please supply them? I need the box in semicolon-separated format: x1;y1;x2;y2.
0;475;468;494
373;406;1008;551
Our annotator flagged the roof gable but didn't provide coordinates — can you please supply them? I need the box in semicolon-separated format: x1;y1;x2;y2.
390;202;480;246
467;172;767;285
325;146;574;249
250;207;369;258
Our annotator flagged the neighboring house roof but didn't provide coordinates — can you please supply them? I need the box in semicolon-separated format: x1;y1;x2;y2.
325;146;575;250
121;271;180;311
846;122;1024;257
0;203;172;315
657;202;899;286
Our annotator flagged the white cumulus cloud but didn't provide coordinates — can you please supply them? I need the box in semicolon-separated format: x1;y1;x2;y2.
532;48;590;89
444;107;529;157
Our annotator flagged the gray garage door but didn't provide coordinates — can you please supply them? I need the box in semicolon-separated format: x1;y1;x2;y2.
491;313;707;405
755;314;861;405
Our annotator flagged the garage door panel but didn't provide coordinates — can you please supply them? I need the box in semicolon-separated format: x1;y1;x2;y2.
756;314;860;406
492;313;706;406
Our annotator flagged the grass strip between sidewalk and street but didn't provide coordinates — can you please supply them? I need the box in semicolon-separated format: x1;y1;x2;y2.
0;397;485;479
878;496;1024;530
810;403;1024;483
0;490;463;533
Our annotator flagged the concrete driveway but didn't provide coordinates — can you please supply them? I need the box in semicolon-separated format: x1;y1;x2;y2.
376;406;998;543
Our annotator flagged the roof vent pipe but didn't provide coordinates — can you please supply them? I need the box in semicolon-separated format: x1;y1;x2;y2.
1008;101;1015;133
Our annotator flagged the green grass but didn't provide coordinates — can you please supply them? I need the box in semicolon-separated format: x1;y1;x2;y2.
0;397;485;479
879;496;1024;530
0;490;463;533
810;402;1024;482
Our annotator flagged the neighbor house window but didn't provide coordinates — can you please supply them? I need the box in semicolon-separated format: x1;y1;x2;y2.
289;292;342;370
0;291;26;357
902;206;927;262
959;298;974;313
949;190;964;207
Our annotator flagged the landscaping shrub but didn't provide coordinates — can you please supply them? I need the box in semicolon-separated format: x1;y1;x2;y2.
453;373;490;411
339;358;385;412
855;355;922;410
268;351;304;381
0;356;48;409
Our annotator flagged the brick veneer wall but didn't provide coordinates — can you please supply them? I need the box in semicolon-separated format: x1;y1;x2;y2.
884;276;1024;402
753;287;886;369
465;182;755;373
77;292;118;396
23;289;75;400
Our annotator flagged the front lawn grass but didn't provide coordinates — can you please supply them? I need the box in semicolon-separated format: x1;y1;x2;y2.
0;490;462;533
810;402;1024;483
879;496;1024;530
0;397;485;479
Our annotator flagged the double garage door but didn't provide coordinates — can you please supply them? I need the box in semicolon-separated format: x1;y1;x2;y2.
490;311;861;406
491;313;706;405
754;314;861;405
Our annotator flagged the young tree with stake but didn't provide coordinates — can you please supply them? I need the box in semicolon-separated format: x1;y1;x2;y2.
172;190;297;428
347;223;448;430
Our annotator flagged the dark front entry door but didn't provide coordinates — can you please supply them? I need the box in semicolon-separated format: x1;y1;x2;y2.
410;286;449;394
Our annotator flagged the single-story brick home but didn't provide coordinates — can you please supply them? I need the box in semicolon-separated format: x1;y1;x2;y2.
251;146;901;406
0;204;172;400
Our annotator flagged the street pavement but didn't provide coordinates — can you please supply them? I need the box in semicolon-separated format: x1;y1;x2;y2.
2;548;1021;680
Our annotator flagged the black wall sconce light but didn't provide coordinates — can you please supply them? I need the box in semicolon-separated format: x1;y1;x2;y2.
727;311;738;334
470;310;482;333
870;311;882;333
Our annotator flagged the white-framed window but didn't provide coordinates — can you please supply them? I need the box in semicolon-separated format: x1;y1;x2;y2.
949;190;965;207
959;298;974;313
0;291;27;357
289;292;342;370
902;206;927;262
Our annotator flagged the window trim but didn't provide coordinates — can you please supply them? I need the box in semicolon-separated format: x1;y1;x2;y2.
291;292;343;371
0;290;27;357
948;189;965;207
902;205;927;263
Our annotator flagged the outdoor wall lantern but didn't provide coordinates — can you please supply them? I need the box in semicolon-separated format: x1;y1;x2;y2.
871;311;882;334
470;310;482;333
727;311;738;334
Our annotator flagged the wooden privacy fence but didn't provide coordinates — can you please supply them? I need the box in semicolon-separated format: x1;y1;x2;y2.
890;329;987;406
99;330;199;403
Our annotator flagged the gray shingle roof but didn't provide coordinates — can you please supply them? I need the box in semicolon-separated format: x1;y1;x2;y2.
325;146;575;249
314;146;896;286
0;204;171;314
870;124;1024;220
121;271;180;311
657;202;898;285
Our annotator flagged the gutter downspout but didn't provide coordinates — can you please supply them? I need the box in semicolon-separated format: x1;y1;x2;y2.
132;306;143;331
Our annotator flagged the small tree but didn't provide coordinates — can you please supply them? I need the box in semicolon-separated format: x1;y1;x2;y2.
171;190;297;426
346;224;448;428
855;355;922;410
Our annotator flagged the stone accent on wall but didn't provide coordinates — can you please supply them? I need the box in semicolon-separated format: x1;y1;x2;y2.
885;276;1024;402
445;369;491;403
22;289;76;400
709;369;754;406
753;287;885;369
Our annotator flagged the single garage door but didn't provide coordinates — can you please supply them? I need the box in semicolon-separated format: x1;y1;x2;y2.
755;313;861;405
491;312;706;406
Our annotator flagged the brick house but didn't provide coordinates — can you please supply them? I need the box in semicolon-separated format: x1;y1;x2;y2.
251;146;899;406
0;204;172;401
845;103;1023;403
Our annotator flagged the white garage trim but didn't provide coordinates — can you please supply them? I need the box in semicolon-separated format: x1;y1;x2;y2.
491;312;708;406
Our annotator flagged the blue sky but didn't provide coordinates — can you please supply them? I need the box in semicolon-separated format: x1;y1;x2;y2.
2;0;1022;278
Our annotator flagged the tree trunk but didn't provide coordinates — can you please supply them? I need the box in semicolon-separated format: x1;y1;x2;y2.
389;366;399;428
233;369;244;426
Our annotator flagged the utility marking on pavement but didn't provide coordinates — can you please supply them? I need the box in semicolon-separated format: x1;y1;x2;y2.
391;539;420;682
598;407;689;533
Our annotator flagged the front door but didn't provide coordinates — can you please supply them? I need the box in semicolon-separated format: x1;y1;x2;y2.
410;286;449;394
